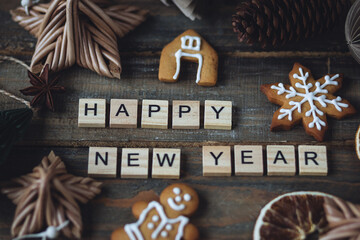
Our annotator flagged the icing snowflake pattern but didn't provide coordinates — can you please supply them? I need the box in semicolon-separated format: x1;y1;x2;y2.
271;67;348;131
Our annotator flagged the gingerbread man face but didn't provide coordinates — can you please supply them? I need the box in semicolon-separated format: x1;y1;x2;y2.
160;183;199;218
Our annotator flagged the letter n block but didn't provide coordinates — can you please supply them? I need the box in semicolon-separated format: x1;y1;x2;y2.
172;100;200;129
121;148;149;179
234;145;263;176
202;146;231;176
266;145;296;176
141;100;169;129
204;100;232;130
88;147;117;178
298;145;327;176
110;99;138;128
78;99;106;128
152;148;181;179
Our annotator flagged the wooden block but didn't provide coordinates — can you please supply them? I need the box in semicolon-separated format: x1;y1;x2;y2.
234;145;263;176
172;100;200;129
204;100;232;130
202;146;231;176
298;145;328;176
78;99;106;128
110;99;138;128
121;148;149;179
267;145;296;176
152;148;181;179
88;147;117;178
141;100;169;129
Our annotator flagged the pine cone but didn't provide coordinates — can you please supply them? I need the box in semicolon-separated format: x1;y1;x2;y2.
232;0;351;48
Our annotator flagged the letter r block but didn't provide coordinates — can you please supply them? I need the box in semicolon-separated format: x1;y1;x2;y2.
204;100;232;130
298;145;327;176
141;100;169;129
88;147;117;178
152;148;181;179
78;99;106;128
202;146;231;176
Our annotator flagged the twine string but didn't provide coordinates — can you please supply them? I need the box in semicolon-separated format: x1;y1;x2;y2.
12;221;69;240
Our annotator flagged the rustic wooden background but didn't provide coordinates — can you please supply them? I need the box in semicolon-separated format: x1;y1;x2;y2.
1;0;360;239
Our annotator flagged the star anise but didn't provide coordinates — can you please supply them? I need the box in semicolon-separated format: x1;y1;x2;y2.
20;64;65;111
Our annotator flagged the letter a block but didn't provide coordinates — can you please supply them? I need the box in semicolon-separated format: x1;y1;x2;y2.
152;148;181;179
88;147;117;178
202;146;231;176
110;99;138;128
121;148;149;179
298;145;328;176
204;100;232;130
78;99;106;127
141;100;169;129
172;100;200;129
267;145;296;176
234;145;263;176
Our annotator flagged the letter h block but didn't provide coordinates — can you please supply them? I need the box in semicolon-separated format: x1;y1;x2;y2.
78;99;106;128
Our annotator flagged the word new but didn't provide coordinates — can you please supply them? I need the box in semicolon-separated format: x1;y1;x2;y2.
88;145;327;179
78;99;232;130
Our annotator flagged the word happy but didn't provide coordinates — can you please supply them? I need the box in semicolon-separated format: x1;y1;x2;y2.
87;145;327;179
78;99;232;130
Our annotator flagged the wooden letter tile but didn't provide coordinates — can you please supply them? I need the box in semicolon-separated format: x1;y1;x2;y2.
141;100;169;129
172;100;200;129
88;147;117;178
78;99;106;128
298;145;328;176
152;148;181;179
121;148;149;179
202;146;231;176
110;99;138;128
204;100;232;130
267;145;296;176
234;145;263;176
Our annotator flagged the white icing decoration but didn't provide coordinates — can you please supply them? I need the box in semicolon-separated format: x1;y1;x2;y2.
161;231;168;237
270;67;348;131
124;201;189;240
168;197;186;211
147;222;154;229
184;194;191;202
173;187;181;195
152;215;159;222
175;196;182;202
166;224;172;231
173;35;203;84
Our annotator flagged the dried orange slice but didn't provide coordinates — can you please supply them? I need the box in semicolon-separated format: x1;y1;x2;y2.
356;125;360;160
253;192;334;240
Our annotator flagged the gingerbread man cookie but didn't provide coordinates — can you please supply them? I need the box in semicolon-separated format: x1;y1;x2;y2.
261;63;356;141
111;183;199;240
158;29;218;87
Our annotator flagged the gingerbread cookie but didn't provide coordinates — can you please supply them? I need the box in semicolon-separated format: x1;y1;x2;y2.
111;183;199;240
355;125;360;160
261;63;356;141
158;29;218;87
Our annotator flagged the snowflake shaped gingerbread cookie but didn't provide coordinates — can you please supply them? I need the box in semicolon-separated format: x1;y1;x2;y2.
261;63;356;141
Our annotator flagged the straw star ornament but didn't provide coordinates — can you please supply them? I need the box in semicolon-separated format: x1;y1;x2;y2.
10;0;148;78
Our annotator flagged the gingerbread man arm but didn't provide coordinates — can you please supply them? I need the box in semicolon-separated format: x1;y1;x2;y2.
132;200;150;219
183;222;200;240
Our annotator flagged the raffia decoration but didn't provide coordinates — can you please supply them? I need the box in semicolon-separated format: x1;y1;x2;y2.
321;197;360;240
10;0;148;78
1;151;102;239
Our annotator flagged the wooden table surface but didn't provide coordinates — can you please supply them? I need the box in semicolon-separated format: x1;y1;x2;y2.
1;1;360;239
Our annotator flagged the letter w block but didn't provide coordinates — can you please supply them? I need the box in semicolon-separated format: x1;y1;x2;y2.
152;148;181;179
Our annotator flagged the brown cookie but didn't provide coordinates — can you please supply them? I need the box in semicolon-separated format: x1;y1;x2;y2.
261;62;356;141
158;29;218;87
111;183;199;240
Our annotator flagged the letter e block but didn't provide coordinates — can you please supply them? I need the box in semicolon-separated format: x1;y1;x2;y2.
202;146;231;176
234;145;263;176
141;100;169;129
298;145;327;176
121;148;149;178
267;145;296;176
88;147;117;178
152;148;181;179
110;99;138;128
204;100;232;130
78;99;106;128
172;100;200;129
